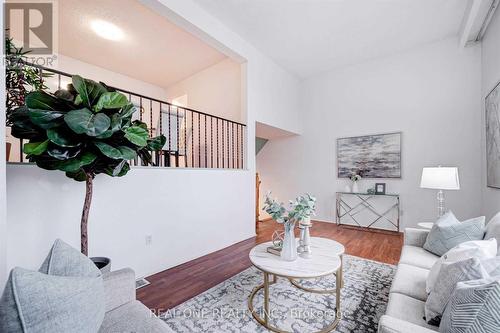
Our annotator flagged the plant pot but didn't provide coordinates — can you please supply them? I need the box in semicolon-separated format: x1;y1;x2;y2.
91;257;111;273
6;142;11;161
352;181;359;193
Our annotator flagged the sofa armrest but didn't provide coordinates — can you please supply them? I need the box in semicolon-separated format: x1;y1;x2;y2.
378;315;437;333
102;268;136;312
404;228;430;247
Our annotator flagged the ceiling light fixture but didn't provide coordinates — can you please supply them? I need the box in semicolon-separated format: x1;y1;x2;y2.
90;20;125;41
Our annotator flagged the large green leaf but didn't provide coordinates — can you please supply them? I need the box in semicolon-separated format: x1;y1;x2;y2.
54;89;75;102
94;142;137;160
64;108;111;136
94;92;129;112
72;75;107;108
25;91;60;110
147;135;166;151
65;170;87;182
55;152;97;172
105;160;130;177
23;140;49;155
9;107;45;140
124;126;149;147
47;144;81;160
120;103;136;118
96;113;121;139
29;109;65;129
46;128;80;147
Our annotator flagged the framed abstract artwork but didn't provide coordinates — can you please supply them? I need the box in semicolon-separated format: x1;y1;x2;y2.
337;132;402;178
486;81;500;189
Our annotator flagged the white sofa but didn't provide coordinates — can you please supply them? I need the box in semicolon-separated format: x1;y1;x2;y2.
378;215;500;333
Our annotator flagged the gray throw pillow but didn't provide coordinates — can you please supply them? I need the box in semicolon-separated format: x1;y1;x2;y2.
39;238;101;278
424;211;485;256
0;267;104;333
0;239;105;332
440;277;500;333
425;257;488;325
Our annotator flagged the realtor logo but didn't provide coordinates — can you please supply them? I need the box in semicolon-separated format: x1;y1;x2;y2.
5;1;54;54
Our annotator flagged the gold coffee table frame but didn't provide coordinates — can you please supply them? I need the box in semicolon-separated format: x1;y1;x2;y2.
248;255;343;333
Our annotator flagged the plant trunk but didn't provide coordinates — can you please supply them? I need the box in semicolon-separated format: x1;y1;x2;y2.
81;174;93;256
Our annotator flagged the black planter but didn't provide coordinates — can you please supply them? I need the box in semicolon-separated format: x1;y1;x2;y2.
91;257;111;273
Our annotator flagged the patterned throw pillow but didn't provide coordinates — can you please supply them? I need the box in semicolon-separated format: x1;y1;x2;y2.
424;211;486;256
426;238;498;294
424;257;489;325
440;277;500;333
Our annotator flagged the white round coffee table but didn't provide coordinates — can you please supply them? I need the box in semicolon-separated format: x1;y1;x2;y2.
248;237;345;333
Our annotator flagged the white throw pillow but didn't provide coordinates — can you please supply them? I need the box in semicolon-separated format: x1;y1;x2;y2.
426;238;498;294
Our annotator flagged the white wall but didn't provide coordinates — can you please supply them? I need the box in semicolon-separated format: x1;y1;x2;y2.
5;0;301;282
258;38;483;228
166;58;242;123
0;3;7;289
7;165;253;278
481;8;500;220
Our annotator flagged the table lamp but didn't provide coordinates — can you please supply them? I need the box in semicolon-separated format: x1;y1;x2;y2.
420;167;460;217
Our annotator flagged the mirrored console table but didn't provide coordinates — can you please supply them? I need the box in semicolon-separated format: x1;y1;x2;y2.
336;192;400;232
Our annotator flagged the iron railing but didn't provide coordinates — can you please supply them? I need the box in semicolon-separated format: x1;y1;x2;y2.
6;63;246;169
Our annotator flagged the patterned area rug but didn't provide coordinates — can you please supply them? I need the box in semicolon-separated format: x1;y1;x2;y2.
161;255;396;332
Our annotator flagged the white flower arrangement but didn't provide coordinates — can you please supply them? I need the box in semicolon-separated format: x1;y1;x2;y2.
263;192;316;224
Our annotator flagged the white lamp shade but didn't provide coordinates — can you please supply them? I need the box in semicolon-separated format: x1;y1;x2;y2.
420;167;460;190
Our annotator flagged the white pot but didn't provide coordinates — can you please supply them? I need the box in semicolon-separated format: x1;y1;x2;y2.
352;182;359;193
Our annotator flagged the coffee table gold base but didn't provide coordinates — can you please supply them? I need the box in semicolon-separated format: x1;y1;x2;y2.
248;264;342;333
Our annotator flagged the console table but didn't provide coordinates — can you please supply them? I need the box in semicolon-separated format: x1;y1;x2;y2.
336;192;400;232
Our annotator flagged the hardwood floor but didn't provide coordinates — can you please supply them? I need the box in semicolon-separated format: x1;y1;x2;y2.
137;220;403;312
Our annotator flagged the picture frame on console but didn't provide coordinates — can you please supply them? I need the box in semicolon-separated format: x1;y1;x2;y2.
486;80;500;189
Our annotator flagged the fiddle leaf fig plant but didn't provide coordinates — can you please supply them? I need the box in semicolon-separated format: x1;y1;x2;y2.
8;74;166;256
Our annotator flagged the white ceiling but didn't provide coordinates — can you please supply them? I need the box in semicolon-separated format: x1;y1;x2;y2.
58;0;227;88
193;0;469;79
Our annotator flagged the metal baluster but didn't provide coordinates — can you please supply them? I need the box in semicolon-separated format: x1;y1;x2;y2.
236;125;239;169
139;97;143;122
176;107;179;168
216;119;219;168
210;117;213;168
227;121;230;169
222;120;225;168
198;113;201;168
57;74;61;90
184;109;187;167
204;115;207;168
191;111;194;167
232;122;235;169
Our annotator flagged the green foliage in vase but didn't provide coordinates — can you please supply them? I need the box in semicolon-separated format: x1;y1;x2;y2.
263;192;316;224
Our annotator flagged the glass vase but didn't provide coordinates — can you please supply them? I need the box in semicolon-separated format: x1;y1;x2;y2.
281;221;297;261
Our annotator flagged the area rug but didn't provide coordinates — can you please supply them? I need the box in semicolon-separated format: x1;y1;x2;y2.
161;255;396;332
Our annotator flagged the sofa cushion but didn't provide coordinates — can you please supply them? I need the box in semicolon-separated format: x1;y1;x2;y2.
385;292;438;331
399;245;439;270
485;212;500;250
424;257;489;326
99;300;172;333
423;211;485;256
390;263;429;301
0;267;105;333
440;276;500;333
39;238;101;278
426;239;497;294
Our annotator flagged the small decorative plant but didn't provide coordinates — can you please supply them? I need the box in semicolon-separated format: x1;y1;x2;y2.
8;74;166;255
263;192;316;225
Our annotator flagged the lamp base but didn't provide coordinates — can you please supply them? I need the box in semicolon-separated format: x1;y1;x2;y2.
437;190;445;218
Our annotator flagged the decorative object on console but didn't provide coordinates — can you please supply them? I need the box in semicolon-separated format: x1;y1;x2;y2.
263;192;316;261
297;217;312;258
337;132;401;178
366;187;376;195
375;183;386;194
423;211;486;258
350;173;362;192
420;166;460;217
486;80;500;189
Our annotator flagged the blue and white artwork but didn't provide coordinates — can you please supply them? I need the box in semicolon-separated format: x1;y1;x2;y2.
337;132;401;178
486;82;500;189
